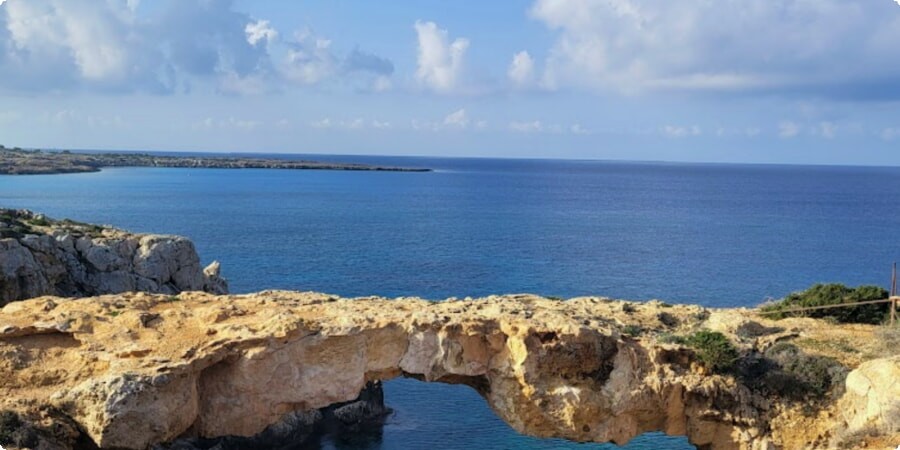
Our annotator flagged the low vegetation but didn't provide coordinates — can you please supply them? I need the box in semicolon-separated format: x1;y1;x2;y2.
760;283;890;324
868;326;900;359
684;330;740;373
764;342;849;398
662;330;740;373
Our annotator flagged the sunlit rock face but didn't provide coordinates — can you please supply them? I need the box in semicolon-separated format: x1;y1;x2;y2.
0;291;896;450
0;209;227;305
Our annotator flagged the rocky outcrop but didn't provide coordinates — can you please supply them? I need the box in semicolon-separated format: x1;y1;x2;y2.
0;210;227;305
1;291;896;450
833;357;900;447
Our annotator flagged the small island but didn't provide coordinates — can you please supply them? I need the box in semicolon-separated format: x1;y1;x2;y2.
0;146;430;175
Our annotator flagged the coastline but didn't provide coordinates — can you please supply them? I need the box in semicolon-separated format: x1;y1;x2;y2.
0;147;432;175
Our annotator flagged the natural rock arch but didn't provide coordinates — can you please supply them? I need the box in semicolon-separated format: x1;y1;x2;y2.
8;291;895;450
0;292;763;450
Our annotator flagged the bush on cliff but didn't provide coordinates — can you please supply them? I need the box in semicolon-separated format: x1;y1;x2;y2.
684;331;739;373
760;283;889;324
763;342;849;398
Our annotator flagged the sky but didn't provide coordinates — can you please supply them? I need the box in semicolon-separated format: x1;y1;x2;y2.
1;0;900;164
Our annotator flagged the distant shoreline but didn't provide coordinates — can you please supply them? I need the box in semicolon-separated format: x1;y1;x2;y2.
0;146;431;175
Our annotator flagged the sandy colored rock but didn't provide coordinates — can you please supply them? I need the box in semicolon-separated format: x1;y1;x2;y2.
0;291;896;450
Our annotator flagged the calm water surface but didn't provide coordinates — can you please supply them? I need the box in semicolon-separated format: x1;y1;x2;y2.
4;155;900;449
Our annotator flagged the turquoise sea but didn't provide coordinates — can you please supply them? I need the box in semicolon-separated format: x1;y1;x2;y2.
4;154;900;449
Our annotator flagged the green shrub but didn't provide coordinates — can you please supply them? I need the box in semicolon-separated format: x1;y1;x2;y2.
762;343;850;399
622;325;643;337
684;330;739;373
760;283;889;324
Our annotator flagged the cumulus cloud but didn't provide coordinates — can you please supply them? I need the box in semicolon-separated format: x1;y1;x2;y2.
1;0;164;92
414;20;469;93
246;20;278;47
282;30;337;85
0;0;394;95
529;0;900;98
508;51;536;87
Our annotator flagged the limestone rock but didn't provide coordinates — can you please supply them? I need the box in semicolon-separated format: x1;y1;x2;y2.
835;357;900;440
1;292;893;450
0;210;228;305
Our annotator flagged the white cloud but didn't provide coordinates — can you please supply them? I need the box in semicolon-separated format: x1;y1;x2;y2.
309;118;389;130
661;125;702;138
570;124;590;135
4;0;142;83
882;127;900;141
443;109;469;128
529;0;900;98
510;121;544;133
779;121;801;138
310;118;333;129
414;20;469;93
246;20;278;47
281;29;395;89
0;1;393;95
509;121;580;134
371;120;391;129
508;51;536;87
283;30;337;85
194;117;261;131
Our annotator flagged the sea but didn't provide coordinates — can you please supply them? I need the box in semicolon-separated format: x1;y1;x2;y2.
4;154;900;449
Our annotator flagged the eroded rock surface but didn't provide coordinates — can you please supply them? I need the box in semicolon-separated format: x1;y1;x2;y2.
0;292;897;450
0;210;227;305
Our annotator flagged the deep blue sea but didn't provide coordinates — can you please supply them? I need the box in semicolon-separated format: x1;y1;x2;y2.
4;154;900;449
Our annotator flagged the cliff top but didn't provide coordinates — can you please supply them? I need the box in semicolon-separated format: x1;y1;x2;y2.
0;290;897;449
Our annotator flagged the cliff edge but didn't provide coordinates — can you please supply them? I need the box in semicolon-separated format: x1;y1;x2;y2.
0;210;227;305
0;291;897;450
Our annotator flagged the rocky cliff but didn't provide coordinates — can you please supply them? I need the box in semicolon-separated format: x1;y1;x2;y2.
0;210;227;305
0;291;896;450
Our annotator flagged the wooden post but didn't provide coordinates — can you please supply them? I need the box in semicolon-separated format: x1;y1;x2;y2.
893;263;898;327
893;262;897;297
892;297;897;327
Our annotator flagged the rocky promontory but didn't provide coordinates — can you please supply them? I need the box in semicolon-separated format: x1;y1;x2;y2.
0;210;227;305
0;147;430;175
0;291;897;450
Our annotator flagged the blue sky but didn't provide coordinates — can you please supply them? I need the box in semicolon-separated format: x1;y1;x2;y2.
1;0;900;164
